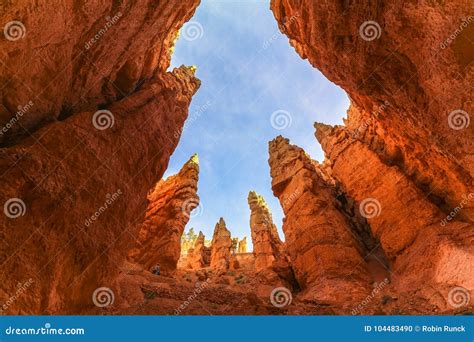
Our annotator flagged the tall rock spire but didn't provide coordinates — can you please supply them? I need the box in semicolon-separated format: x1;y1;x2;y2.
129;154;199;273
268;136;372;302
187;231;210;270
210;217;232;273
248;191;284;271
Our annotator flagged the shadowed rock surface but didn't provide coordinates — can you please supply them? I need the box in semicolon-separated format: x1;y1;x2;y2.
316;123;474;310
271;0;473;220
271;0;473;312
129;154;200;274
268;136;373;302
1;0;472;315
0;0;200;314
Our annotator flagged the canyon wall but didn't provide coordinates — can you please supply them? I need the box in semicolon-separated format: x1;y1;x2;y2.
268;136;372;302
129;154;200;273
271;0;473;221
271;0;473;311
316;124;474;310
0;0;200;314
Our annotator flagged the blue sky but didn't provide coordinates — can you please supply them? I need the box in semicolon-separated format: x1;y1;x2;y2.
166;0;349;248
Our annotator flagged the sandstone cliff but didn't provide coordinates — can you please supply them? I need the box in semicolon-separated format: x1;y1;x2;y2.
129;154;200;273
0;0;200;314
268;136;373;302
210;218;232;273
271;0;473;312
316;124;474;310
271;0;473;221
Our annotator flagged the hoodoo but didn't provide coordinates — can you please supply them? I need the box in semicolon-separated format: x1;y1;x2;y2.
129;154;200;273
210;218;233;273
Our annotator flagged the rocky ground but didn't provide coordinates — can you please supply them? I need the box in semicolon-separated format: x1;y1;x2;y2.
88;262;472;316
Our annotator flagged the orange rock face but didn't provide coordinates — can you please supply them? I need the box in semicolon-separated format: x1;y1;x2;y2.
271;0;473;221
0;0;200;314
248;191;285;272
316;124;474;310
210;218;232;273
0;1;199;145
186;231;210;270
129;154;200;273
272;0;473;311
268;136;372;302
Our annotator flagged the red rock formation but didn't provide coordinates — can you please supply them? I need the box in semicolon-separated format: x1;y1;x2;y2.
248;191;285;272
268;136;373;302
233;253;255;271
186;231;210;270
271;0;473;221
316;124;474;310
272;0;473;311
0;1;199;145
210;218;232;273
129;154;200;273
0;0;200;314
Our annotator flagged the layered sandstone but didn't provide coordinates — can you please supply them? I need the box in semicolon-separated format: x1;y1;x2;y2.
248;191;285;272
316;124;474;309
186;231;210;270
0;0;199;145
0;0;200;314
129;154;200;273
210;218;232;273
271;0;473;221
268;136;373;302
272;0;473;311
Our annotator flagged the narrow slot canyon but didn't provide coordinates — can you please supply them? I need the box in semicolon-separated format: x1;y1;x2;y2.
0;0;472;316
